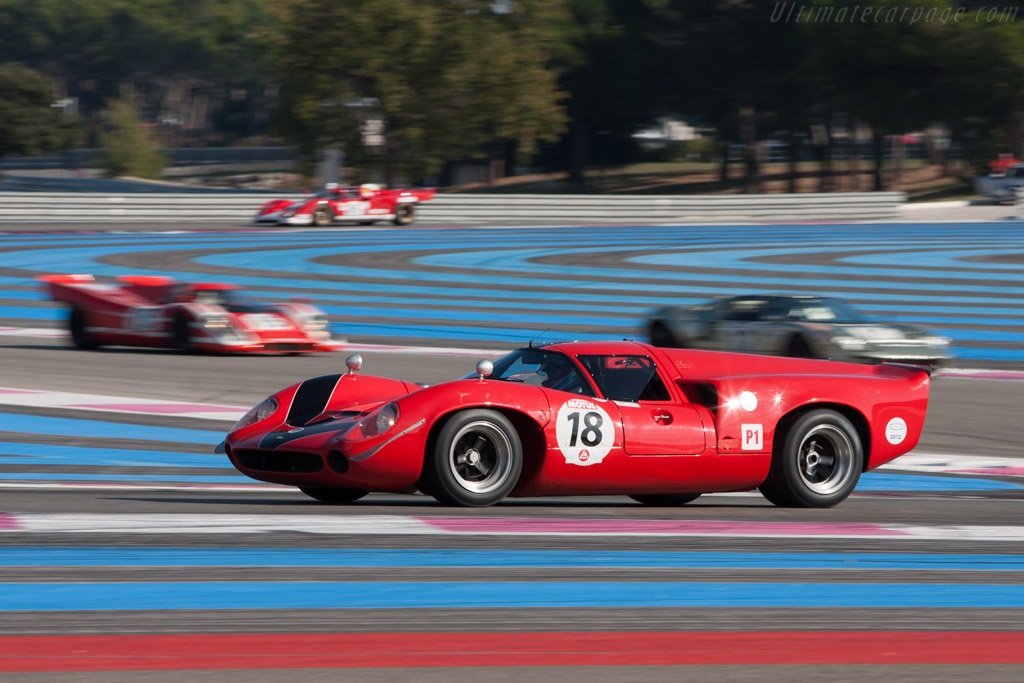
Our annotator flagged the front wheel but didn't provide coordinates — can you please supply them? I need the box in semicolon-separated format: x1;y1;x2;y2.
172;314;193;353
427;409;522;507
629;493;701;506
393;203;415;225
313;205;333;226
759;409;863;508
299;486;369;504
69;307;99;350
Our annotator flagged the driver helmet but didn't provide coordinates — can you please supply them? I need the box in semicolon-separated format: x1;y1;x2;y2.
359;183;380;197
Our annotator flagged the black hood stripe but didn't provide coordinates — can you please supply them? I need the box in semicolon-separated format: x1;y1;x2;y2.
286;373;344;426
259;416;360;450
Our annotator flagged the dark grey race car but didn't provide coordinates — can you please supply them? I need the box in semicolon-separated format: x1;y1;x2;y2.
647;295;951;365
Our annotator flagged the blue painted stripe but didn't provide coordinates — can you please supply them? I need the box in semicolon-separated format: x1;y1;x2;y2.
0;412;222;445
4;582;1024;610
0;290;46;301
0;472;248;483
3;548;1023;570
0;442;228;468
0;305;59;320
335;321;609;342
857;472;1023;491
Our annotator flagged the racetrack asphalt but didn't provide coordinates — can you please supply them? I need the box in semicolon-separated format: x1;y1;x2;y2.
1;217;1023;681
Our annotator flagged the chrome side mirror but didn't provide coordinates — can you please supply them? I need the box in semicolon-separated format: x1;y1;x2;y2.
475;359;493;379
345;353;363;374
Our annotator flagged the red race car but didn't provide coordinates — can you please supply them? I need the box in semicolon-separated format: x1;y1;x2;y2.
39;274;342;354
253;183;436;226
219;340;930;508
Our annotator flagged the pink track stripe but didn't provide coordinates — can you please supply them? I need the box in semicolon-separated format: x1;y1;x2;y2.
0;389;41;395
955;467;1024;476
0;514;21;530
417;517;909;536
66;403;243;414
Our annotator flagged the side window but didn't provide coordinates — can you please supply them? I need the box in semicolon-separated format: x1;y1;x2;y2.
577;355;671;402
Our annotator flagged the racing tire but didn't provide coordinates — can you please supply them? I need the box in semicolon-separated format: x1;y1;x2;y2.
172;314;193;353
629;493;701;506
313;205;333;226
427;409;522;507
69;307;99;350
393;203;415;226
786;335;815;358
299;486;369;504
649;321;679;348
758;409;863;508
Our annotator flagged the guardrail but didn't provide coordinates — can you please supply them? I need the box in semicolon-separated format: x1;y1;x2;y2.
0;191;905;222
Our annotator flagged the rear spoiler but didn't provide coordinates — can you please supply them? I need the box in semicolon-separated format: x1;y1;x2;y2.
116;275;175;286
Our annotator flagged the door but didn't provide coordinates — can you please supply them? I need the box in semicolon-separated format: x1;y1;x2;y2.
614;401;707;455
574;352;707;456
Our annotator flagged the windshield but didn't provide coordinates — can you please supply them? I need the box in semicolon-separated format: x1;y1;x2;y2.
466;349;594;396
782;298;866;323
179;286;264;312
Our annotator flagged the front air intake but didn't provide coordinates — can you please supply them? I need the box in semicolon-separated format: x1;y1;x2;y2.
235;449;323;473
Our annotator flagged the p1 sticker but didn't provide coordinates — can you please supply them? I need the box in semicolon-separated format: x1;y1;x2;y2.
741;424;763;450
885;417;908;445
555;398;615;466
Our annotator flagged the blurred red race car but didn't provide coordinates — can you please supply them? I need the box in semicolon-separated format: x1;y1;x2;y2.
39;274;342;354
219;340;930;508
253;183;436;226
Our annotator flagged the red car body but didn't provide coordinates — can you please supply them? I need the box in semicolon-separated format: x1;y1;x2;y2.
253;184;436;226
39;274;342;354
221;340;930;508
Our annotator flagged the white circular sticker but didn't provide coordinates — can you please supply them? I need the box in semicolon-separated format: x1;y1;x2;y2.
739;391;758;412
555;398;615;466
885;417;908;445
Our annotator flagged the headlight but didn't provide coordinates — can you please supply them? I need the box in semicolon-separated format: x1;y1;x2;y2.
231;396;279;432
345;402;400;440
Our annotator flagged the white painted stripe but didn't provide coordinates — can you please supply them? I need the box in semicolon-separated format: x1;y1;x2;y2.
5;512;1024;541
0;327;65;338
0;386;247;421
4;513;435;535
901;201;970;210
880;452;1024;476
0;326;508;357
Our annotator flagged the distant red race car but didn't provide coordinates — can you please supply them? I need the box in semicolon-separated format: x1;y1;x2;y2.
39;274;342;354
253;184;436;226
219;340;930;508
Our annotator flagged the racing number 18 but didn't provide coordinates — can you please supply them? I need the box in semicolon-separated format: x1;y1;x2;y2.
566;411;603;447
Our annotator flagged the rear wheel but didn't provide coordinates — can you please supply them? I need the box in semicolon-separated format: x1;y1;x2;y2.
69;308;99;350
427;409;522;507
393;203;415;226
786;335;815;358
759;409;863;507
649;322;679;348
299;486;369;504
629;493;701;506
313;205;333;226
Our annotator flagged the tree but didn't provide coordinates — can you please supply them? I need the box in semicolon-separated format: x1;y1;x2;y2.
0;63;78;162
270;0;568;184
96;99;167;178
